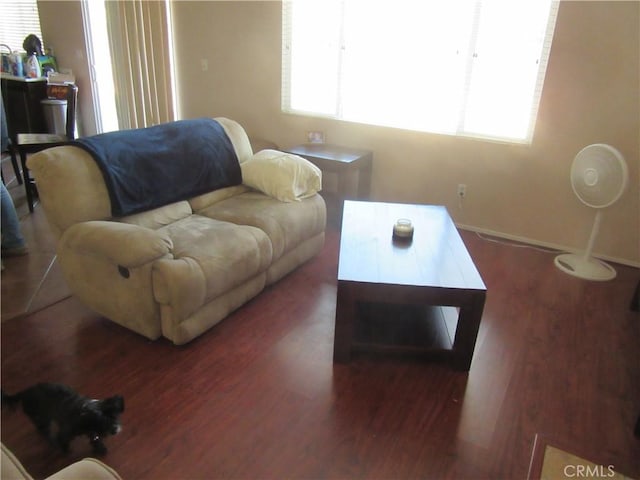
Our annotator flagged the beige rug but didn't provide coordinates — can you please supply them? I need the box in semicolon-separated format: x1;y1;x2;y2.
528;435;636;480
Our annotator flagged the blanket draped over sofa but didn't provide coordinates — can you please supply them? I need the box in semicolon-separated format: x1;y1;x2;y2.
73;118;241;216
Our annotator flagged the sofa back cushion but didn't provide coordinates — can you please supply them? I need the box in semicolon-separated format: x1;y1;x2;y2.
27;117;255;238
27;146;112;237
216;117;253;164
72;118;241;217
188;185;250;212
119;201;193;229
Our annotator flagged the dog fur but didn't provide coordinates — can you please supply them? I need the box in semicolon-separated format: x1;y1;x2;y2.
1;382;124;454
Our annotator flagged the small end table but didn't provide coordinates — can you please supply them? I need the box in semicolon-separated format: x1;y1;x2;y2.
285;144;373;224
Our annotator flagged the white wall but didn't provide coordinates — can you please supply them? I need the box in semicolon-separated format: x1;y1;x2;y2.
37;1;640;264
171;1;639;265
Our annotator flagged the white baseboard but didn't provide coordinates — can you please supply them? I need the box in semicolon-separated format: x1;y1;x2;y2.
456;223;640;269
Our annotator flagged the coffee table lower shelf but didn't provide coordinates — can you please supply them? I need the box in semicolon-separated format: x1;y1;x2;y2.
351;302;459;360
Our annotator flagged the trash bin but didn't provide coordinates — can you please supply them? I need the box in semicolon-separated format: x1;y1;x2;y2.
41;99;67;134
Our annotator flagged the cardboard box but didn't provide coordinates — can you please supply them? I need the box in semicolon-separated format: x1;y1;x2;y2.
46;83;71;100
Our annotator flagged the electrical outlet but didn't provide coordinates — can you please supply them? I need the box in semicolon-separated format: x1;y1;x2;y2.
457;184;467;198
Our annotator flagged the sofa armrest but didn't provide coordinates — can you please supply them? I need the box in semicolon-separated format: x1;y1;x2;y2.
45;458;122;480
60;221;173;267
1;443;33;480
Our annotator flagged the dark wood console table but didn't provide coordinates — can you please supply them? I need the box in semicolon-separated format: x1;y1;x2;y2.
284;144;372;224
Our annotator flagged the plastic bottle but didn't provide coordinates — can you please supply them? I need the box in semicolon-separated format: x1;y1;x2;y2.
25;53;41;78
10;51;23;77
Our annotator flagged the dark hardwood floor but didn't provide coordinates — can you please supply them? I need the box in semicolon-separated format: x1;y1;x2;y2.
1;173;639;479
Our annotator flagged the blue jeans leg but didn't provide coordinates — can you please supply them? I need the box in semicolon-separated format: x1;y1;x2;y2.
1;182;26;249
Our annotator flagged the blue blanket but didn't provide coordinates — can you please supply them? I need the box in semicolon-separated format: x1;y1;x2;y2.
73;118;241;216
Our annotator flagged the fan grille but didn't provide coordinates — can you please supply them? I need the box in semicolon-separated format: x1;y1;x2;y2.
570;144;628;208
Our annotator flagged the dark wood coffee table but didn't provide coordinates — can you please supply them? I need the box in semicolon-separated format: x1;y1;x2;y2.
333;201;486;370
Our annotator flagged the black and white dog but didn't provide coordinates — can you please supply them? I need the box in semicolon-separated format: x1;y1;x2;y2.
2;383;124;454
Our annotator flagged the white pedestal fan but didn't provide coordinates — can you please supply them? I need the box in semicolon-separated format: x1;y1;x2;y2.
554;143;629;281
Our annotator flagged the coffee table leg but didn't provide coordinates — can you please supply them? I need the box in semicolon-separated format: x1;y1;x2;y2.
452;292;486;371
334;282;356;362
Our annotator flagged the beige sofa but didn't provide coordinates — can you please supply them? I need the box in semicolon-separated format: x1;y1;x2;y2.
27;118;326;345
1;443;121;480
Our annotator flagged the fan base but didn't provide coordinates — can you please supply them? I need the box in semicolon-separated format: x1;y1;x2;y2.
554;253;617;281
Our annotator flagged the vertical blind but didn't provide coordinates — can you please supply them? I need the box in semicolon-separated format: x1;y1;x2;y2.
282;0;559;144
0;1;43;53
105;0;175;130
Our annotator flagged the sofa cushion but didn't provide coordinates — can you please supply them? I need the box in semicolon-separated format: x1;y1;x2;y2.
119;201;193;229
196;191;326;260
152;215;272;321
1;443;33;480
1;443;121;480
241;149;322;202
188;185;250;213
216;117;254;164
46;459;122;480
27;146;112;237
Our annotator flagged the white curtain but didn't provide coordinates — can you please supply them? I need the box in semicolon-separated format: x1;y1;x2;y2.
105;0;175;129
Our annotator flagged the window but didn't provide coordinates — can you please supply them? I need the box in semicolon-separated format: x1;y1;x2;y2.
0;1;43;54
82;0;119;133
82;0;176;133
282;1;558;143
